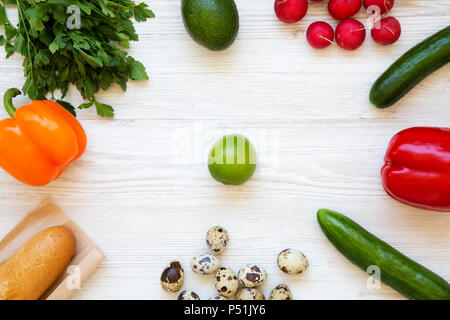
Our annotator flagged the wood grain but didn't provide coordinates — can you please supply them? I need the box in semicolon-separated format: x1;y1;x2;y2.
0;0;449;299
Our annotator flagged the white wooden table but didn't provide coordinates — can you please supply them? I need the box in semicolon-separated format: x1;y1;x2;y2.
0;0;449;300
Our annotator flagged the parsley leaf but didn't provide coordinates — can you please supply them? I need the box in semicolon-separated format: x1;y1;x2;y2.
56;99;77;117
127;56;149;80
134;2;155;22
0;4;7;25
94;100;114;118
78;101;94;110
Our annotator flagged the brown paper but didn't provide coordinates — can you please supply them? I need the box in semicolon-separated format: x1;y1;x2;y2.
0;200;104;300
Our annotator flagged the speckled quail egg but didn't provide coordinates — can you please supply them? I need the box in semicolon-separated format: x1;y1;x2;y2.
214;266;239;297
209;295;227;300
206;226;229;255
177;290;200;300
160;261;184;293
269;284;293;300
191;253;221;275
277;249;309;275
238;265;267;288
236;288;265;300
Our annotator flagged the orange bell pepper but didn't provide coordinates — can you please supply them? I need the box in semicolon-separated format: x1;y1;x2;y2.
0;89;87;186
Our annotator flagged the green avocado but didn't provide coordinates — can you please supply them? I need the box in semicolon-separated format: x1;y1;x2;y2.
181;0;239;51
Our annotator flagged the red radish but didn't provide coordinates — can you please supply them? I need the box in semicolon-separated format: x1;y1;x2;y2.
274;0;308;24
310;0;324;2
363;0;394;15
306;21;335;49
371;16;401;45
328;0;362;20
335;18;366;50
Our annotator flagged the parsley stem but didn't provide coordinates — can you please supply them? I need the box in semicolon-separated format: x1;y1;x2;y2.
3;88;21;119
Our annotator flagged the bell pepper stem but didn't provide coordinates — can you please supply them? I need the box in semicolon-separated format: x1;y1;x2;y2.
4;88;21;119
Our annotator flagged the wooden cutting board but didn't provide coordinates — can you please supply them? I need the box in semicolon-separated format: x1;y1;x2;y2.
0;200;104;300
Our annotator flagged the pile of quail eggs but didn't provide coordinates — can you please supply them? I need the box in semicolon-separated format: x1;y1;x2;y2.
160;226;309;300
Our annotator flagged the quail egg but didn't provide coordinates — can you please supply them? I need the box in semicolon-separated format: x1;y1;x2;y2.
191;253;221;275
214;266;239;297
269;284;293;300
177;290;200;300
206;226;229;255
238;265;267;288
236;288;265;300
160;261;184;293
277;249;309;275
209;295;227;300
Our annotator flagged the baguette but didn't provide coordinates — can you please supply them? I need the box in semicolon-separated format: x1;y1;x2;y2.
0;226;76;300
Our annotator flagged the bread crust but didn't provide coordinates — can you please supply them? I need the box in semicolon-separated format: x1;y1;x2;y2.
0;226;76;300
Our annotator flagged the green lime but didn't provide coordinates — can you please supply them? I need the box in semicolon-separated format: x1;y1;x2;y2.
208;134;257;185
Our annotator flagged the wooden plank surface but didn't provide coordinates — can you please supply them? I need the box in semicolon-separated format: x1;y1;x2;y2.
0;0;449;300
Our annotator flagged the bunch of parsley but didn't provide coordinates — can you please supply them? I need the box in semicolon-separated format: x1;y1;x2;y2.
0;0;154;117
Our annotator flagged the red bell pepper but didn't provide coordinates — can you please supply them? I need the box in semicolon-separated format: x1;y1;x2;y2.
381;127;450;212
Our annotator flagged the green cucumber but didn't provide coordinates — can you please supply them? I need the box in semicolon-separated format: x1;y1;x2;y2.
317;209;450;300
370;26;450;108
